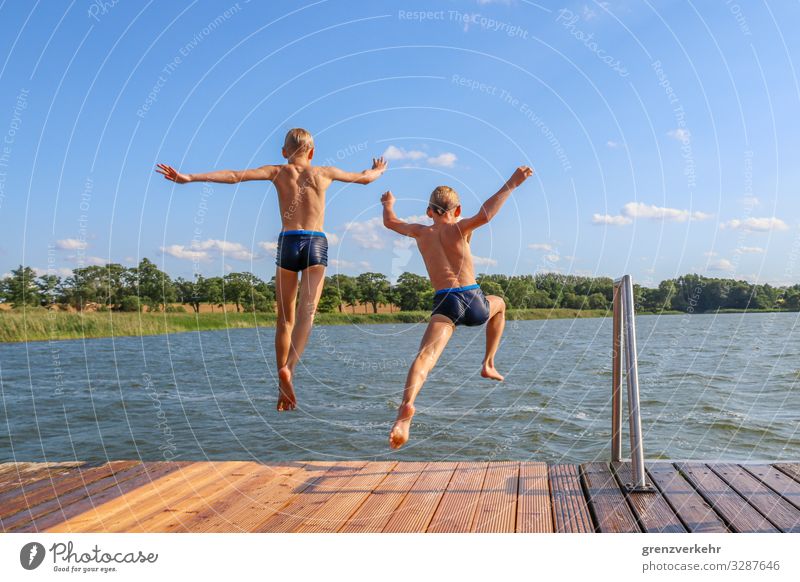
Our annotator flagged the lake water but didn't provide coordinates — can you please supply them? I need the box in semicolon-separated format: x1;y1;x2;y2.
1;313;798;463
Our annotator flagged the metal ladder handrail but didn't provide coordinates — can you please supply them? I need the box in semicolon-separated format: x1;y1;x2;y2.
611;275;654;492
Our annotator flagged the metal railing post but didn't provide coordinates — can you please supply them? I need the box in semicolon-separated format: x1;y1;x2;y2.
611;275;654;493
611;282;623;463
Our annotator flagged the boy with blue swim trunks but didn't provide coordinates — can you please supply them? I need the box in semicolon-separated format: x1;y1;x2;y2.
381;165;534;449
156;128;387;411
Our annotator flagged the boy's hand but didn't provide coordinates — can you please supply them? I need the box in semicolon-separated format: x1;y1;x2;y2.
507;165;534;188
156;163;192;184
381;190;395;207
372;157;388;172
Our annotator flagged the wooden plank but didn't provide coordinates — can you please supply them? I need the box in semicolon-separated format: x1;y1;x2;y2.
256;461;367;532
677;463;777;533
548;464;593;533
516;462;553;533
0;461;139;520
294;462;396;533
742;464;800;511
775;463;800;483
382;462;456;533
581;462;639;532
646;463;727;533
612;462;685;533
164;463;306;532
87;462;249;532
339;462;426;533
203;461;338;532
11;462;188;532
710;464;800;533
426;462;488;533
472;461;519;533
45;462;226;532
0;463;84;493
127;462;260;532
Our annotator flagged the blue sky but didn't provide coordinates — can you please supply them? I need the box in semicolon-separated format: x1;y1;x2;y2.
1;0;799;286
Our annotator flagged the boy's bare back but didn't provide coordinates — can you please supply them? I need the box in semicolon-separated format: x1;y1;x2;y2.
412;222;476;291
271;162;384;232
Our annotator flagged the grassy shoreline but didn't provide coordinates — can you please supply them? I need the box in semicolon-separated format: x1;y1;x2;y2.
0;308;619;343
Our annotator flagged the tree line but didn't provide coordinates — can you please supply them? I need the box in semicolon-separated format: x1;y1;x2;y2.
2;259;800;314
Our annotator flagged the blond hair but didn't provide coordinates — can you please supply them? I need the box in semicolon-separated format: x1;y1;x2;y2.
428;186;460;215
283;128;314;158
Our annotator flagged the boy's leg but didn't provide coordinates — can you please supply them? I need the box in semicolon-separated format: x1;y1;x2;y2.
285;264;326;374
481;295;506;381
275;266;299;411
389;315;454;449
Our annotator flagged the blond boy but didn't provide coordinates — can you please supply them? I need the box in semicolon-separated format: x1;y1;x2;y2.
381;166;533;448
157;128;387;411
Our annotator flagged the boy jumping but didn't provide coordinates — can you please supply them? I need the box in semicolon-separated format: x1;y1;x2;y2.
157;128;387;411
381;165;533;449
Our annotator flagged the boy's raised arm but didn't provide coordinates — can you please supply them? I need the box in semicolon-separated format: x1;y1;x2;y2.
322;157;387;185
459;165;533;232
382;191;423;238
155;163;279;184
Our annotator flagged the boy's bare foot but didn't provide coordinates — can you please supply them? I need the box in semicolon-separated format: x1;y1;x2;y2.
480;362;504;381
389;403;416;449
277;366;296;411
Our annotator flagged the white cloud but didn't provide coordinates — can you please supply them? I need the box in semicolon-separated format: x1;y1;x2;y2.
161;245;210;261
720;217;789;232
167;238;255;261
592;213;633;226
161;239;255;262
258;241;278;256
55;238;86;250
343;216;385;250
383;145;426;161
529;243;554;251
329;258;354;269
606;140;622;149
32;266;74;277
382;144;457;168
709;258;734;272
742;196;760;206
703;251;718;257
667;128;691;141
622;202;711;222
197;239;254;260
544;253;561;263
329;258;370;271
735;246;765;254
326;232;340;245
473;255;498;267
427;152;458;168
593;202;712;226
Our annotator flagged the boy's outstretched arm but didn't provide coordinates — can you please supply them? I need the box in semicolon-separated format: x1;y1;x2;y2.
382;191;423;237
321;156;387;185
155;163;279;184
459;165;533;232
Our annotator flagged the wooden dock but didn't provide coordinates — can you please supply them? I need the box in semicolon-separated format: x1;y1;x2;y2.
1;460;799;533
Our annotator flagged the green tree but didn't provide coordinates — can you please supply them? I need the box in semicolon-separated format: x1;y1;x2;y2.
174;277;201;313
37;274;63;307
478;278;504;300
199;276;224;312
329;274;358;313
5;266;42;308
126;258;175;311
318;281;342;313
393;272;432;311
356;272;390;314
